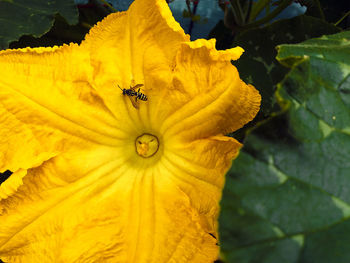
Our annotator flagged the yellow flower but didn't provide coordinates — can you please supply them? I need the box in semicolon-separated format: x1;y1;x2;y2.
0;0;260;262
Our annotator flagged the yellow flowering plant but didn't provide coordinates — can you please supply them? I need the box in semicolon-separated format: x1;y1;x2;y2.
0;0;260;262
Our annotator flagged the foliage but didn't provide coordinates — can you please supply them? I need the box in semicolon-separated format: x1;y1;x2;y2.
230;15;340;115
220;30;350;262
0;0;78;49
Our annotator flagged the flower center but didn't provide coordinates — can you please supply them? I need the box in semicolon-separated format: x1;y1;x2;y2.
135;133;159;158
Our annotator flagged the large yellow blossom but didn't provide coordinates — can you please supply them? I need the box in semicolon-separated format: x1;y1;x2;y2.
0;0;260;262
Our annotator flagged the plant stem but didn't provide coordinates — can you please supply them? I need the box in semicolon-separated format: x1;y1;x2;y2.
249;0;271;22
189;0;199;35
311;0;325;20
99;0;118;12
230;0;245;26
186;0;192;16
244;0;253;23
242;0;292;30
335;10;350;26
81;22;93;29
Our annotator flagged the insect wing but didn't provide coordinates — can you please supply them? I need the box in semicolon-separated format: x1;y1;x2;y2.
132;84;144;91
128;96;140;109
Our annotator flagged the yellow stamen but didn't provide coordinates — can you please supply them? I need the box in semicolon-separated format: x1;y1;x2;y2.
135;133;159;158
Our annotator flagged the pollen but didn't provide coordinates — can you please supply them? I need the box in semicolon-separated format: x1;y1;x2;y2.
135;133;159;158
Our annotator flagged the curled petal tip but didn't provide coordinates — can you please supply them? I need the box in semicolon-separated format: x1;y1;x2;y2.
184;38;244;61
214;46;245;61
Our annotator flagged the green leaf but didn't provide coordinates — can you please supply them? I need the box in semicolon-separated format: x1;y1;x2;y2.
0;0;78;50
220;31;350;263
231;15;340;115
182;9;191;18
192;14;201;22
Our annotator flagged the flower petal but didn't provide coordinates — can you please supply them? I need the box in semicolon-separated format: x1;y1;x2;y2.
0;169;26;201
164;135;241;215
0;0;261;261
0;145;124;262
156;136;242;261
0;143;219;262
0;44;124;174
81;0;189;118
147;39;260;140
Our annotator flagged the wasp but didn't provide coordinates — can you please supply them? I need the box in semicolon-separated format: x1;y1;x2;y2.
118;84;147;109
